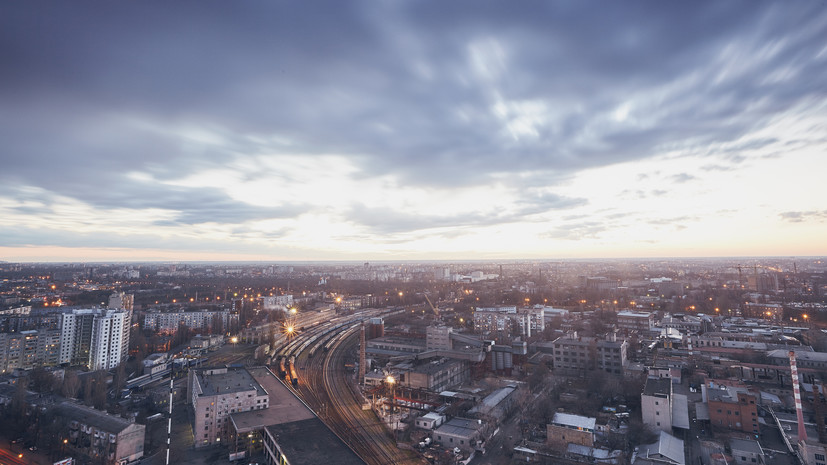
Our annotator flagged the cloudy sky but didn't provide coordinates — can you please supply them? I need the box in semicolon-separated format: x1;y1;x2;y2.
2;1;826;262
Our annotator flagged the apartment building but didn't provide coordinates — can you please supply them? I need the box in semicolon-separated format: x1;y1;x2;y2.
55;401;145;465
59;309;128;370
188;367;270;447
551;331;627;375
0;329;60;373
143;309;238;334
473;306;544;337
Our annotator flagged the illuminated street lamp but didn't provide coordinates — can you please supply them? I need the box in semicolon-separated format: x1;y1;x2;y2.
386;375;396;415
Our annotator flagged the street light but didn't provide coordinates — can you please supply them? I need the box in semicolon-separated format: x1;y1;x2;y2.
386;375;396;415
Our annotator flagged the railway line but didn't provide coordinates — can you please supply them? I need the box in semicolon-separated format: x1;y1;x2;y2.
270;307;424;465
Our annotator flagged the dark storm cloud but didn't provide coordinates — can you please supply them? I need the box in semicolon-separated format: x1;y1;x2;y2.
1;1;826;240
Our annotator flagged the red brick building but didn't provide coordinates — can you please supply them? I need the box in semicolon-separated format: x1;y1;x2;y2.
707;387;759;435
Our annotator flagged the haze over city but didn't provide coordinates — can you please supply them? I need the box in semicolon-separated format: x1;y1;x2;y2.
2;2;826;262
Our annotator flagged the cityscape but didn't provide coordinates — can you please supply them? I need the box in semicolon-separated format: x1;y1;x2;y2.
2;2;827;465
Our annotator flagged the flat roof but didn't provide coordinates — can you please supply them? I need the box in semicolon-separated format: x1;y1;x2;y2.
730;438;762;454
435;417;482;438
643;377;672;397
195;367;267;397
266;418;365;465
552;412;595;430
671;394;689;430
231;366;315;432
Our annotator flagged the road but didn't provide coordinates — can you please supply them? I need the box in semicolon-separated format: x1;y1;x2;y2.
0;447;28;465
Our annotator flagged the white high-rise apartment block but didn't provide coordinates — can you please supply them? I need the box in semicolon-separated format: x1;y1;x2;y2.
60;308;128;370
109;292;134;361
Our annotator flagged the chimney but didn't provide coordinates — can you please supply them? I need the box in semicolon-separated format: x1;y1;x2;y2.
789;350;808;442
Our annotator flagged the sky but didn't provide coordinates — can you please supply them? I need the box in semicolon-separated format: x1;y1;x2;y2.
1;1;826;262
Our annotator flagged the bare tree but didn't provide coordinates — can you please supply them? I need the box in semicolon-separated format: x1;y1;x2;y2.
92;370;108;410
62;370;81;399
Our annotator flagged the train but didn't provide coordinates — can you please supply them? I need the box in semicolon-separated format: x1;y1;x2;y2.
288;356;299;387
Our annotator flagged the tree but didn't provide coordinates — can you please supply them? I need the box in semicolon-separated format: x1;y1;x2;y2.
528;363;549;391
30;368;59;393
113;362;127;392
627;417;658;447
11;376;28;418
83;375;93;405
62;370;81;399
91;370;108;410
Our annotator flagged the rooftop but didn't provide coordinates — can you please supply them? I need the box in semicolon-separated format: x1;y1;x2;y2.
643;377;673;397
729;438;762;454
637;431;684;465
195;367;267;397
435;417;484;438
552;412;596;431
266;418;365;465
54;402;138;434
230;366;314;432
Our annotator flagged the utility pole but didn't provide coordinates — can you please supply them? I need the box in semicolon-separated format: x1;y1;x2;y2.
166;376;173;465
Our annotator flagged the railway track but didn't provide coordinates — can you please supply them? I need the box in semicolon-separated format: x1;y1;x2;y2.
295;325;425;465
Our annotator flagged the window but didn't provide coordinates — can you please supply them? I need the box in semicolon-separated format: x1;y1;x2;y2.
816;454;825;461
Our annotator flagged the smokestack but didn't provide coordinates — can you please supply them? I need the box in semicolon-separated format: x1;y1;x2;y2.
359;322;366;385
815;382;827;443
790;350;808;442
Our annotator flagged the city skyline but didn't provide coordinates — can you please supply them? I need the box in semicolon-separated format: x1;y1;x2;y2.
2;2;826;262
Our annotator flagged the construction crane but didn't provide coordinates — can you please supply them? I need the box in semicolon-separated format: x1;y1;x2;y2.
423;293;440;321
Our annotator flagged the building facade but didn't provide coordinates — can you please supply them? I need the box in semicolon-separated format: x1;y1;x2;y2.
188;367;269;447
551;332;628;375
547;413;595;450
55;401;145;465
0;329;60;373
59;309;128;370
143;309;238;334
473;306;544;337
707;388;759;435
641;378;673;434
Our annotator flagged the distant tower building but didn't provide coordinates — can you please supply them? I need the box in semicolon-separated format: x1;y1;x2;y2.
109;292;134;360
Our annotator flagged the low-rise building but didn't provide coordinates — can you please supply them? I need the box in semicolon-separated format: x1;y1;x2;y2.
617;311;654;332
415;412;445;430
633;431;685;465
730;438;764;465
433;417;485;453
547;413;595;450
55;401;145;465
393;357;469;392
706;385;759;435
